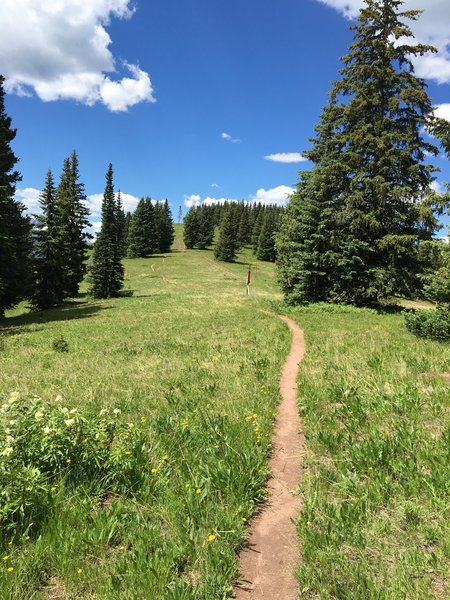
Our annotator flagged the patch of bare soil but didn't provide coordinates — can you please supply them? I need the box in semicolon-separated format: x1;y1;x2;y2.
234;315;305;599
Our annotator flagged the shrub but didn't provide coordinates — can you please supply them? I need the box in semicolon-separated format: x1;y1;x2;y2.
0;393;153;539
404;308;450;342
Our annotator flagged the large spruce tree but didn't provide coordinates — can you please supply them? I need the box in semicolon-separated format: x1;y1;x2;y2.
90;164;124;298
277;0;450;305
0;76;32;318
57;151;91;297
214;205;239;262
127;197;158;257
155;199;175;253
30;170;66;310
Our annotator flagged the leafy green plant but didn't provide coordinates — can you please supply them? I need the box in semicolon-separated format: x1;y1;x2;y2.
52;336;69;353
405;308;450;342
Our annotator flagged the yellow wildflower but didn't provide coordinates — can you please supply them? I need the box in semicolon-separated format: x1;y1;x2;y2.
151;468;158;474
196;488;201;494
118;545;126;551
208;534;216;542
2;556;9;561
76;568;82;575
7;567;13;572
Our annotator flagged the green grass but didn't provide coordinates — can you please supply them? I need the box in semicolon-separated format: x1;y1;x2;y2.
286;304;450;599
0;227;289;599
1;227;449;598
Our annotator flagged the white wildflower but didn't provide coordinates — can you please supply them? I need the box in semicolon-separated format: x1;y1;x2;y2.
61;407;69;414
35;411;44;421
113;408;121;416
64;419;75;427
55;395;63;402
5;436;14;444
43;426;51;435
99;409;107;416
8;392;19;405
69;408;78;414
1;447;13;457
9;420;16;426
4;428;11;435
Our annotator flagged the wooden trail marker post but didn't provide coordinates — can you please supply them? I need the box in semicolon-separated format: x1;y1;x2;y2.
246;265;251;295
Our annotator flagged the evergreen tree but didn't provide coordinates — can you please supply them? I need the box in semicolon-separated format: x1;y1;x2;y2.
214;205;239;262
57;151;91;297
238;205;251;246
0;76;32;318
256;209;278;262
127;197;157;257
277;0;450;305
156;199;175;253
116;191;127;259
123;211;132;251
183;207;201;249
90;164;124;298
197;206;215;249
30;170;66;309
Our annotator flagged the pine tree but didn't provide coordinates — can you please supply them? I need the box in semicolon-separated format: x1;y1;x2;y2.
183;207;201;249
277;0;450;305
127;197;157;257
214;205;239;262
197;206;215;249
238;205;251;246
57;151;91;297
256;209;278;262
115;191;127;259
0;76;32;318
30;170;66;309
90;164;124;298
156;199;175;253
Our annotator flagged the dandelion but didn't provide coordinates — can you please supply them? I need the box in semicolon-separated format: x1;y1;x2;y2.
214;444;219;449
124;451;131;455
196;488;201;495
140;416;146;423
161;455;168;461
118;545;126;551
51;486;57;492
207;534;216;542
151;468;158;474
66;458;71;464
241;518;247;523
245;416;252;422
76;568;82;575
25;487;32;492
64;418;75;427
2;555;9;561
6;567;13;572
35;411;44;421
113;408;121;416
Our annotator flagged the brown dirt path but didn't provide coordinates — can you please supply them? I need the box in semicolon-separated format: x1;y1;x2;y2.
234;315;305;599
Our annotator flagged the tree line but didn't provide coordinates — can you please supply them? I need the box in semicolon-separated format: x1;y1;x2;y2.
183;202;285;262
0;75;175;316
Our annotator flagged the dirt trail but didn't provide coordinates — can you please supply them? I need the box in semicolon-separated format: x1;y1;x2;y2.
235;315;305;599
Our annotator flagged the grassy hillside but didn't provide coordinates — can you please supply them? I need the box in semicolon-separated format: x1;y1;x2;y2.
1;226;449;598
0;228;288;599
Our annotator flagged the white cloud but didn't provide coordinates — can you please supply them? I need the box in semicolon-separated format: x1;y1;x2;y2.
439;236;449;244
430;180;445;194
0;0;155;111
434;103;450;122
14;188;41;213
250;185;294;205
265;152;307;164
221;132;241;144
211;183;220;188
316;0;450;85
184;185;295;208
86;192;140;213
91;221;103;233
184;194;201;208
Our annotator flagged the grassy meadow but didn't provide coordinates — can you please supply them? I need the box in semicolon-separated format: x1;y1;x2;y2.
1;225;449;599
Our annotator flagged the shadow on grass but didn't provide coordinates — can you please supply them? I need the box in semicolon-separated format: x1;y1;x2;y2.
0;301;111;336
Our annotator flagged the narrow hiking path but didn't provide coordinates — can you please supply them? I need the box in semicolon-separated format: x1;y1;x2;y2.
235;315;305;599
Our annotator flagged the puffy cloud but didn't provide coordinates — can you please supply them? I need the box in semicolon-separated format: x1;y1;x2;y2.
14;188;41;213
440;236;449;244
0;0;155;111
265;152;307;164
211;183;220;188
184;185;294;208
184;194;201;208
86;192;140;214
316;0;450;85
221;132;241;144
250;185;294;205
434;103;450;122
430;180;445;194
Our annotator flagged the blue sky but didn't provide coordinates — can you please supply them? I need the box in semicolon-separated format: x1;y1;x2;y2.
1;0;449;237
